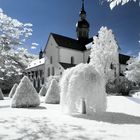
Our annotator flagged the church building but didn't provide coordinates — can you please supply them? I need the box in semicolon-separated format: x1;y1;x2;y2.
25;0;130;91
44;0;92;80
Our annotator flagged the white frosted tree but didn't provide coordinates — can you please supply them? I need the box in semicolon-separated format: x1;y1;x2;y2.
9;83;18;98
11;76;40;108
0;8;32;50
45;79;60;104
39;85;47;96
125;53;140;83
60;63;107;115
0;88;4;100
0;8;37;89
90;26;119;83
102;0;140;9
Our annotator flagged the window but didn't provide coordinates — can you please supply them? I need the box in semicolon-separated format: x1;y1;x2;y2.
50;56;53;64
71;56;74;64
48;67;50;77
52;67;55;76
40;70;43;77
35;71;38;78
31;71;34;78
38;78;40;89
42;78;44;85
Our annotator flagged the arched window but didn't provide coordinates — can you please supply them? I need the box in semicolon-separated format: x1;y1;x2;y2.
52;67;55;76
42;78;44;85
38;78;40;89
40;70;43;77
48;67;50;77
71;56;74;64
50;56;53;64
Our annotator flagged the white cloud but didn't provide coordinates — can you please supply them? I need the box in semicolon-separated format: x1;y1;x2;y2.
31;42;39;49
32;43;39;46
138;40;140;43
31;46;37;49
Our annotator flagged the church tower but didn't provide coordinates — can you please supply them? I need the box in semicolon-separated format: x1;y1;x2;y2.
76;0;90;43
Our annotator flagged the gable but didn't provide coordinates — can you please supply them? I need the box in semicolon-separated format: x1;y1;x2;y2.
51;33;93;51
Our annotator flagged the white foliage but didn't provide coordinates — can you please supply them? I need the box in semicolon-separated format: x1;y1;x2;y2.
0;47;37;85
9;83;18;98
90;26;119;83
45;79;60;104
0;8;37;88
125;53;140;83
0;8;32;48
60;63;107;115
39;85;47;96
11;76;40;108
0;88;4;100
107;0;138;9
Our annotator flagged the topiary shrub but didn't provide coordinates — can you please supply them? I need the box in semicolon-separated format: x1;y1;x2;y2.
11;76;40;108
0;88;4;100
9;83;18;98
45;79;60;104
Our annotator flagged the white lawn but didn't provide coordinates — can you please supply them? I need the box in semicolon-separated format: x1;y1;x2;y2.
0;96;140;140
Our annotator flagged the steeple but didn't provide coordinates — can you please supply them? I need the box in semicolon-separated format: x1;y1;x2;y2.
82;0;84;10
76;0;89;42
39;48;43;59
80;0;86;20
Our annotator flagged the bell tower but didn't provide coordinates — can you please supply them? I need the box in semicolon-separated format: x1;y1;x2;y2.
76;0;90;42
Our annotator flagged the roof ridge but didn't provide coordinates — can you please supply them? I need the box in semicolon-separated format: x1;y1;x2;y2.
51;33;77;41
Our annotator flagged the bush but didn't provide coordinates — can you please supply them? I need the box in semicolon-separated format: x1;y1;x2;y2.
60;63;107;114
118;77;132;96
9;83;18;98
45;79;60;104
39;85;47;96
11;76;40;108
106;77;133;96
0;88;4;100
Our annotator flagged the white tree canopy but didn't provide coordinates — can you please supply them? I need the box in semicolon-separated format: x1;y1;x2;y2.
125;53;140;83
0;8;37;88
11;76;40;108
90;26;119;83
0;8;32;51
105;0;139;9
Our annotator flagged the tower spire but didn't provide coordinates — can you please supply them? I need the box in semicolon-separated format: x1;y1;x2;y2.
82;0;84;10
76;0;90;42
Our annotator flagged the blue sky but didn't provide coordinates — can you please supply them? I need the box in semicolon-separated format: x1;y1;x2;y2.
0;0;140;56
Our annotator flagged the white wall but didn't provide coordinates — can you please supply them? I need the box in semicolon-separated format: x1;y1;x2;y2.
44;35;59;66
59;47;84;64
44;35;60;81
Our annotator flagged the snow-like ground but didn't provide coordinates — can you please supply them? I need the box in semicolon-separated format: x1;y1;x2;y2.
0;96;140;140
